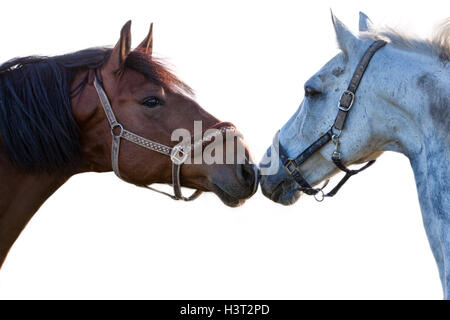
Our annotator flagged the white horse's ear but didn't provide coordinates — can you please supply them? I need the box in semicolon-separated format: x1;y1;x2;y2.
359;11;373;32
331;11;359;55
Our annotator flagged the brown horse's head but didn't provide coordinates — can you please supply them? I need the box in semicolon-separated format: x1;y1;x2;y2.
70;21;258;207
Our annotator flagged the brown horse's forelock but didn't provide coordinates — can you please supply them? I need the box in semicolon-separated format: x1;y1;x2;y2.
124;50;194;97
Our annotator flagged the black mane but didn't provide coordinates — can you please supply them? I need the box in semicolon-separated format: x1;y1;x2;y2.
0;46;191;172
0;47;110;172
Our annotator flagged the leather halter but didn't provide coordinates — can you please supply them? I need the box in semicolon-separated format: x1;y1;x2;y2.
93;74;235;201
279;40;387;201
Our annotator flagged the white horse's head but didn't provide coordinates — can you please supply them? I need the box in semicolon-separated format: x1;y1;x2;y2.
260;12;449;205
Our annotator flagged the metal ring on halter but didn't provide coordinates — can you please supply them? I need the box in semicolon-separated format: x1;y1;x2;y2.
111;123;124;138
314;189;325;202
331;129;342;141
312;179;329;202
170;145;189;165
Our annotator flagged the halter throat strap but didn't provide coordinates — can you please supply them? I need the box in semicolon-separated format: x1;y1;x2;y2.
93;75;202;201
279;40;386;201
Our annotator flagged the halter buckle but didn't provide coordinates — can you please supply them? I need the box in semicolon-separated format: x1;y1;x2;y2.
338;90;355;112
171;145;189;165
284;160;297;175
111;123;124;138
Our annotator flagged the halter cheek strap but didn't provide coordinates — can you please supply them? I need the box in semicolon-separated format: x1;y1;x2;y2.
93;75;202;201
279;40;386;201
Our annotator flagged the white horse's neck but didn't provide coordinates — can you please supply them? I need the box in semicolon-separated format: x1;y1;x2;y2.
407;110;449;296
408;120;449;223
375;46;449;295
380;48;449;214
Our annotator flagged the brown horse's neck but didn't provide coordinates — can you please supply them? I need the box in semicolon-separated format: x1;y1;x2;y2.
0;155;73;268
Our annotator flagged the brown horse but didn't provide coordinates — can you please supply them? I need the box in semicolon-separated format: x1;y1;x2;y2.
0;21;258;268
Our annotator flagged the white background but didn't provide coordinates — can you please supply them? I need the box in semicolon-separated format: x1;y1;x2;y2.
0;0;448;299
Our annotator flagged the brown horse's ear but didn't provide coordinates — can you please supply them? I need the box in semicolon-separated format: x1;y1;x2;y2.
137;23;153;56
87;69;95;85
105;20;132;73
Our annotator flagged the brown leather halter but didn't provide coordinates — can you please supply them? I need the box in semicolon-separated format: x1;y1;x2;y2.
278;40;387;201
93;74;237;201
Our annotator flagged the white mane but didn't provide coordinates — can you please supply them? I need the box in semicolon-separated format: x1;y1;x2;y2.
359;18;450;62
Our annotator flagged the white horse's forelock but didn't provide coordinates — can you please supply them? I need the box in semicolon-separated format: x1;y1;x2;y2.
359;18;450;62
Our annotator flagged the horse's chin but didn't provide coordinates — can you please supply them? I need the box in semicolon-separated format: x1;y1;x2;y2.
276;189;302;206
261;179;302;206
210;184;248;208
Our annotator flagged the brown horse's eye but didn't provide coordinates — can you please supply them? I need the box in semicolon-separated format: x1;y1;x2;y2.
142;96;164;108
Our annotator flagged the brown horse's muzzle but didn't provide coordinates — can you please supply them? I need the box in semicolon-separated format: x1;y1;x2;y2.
208;162;259;207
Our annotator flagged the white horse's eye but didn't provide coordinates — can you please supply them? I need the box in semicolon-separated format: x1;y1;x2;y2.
304;85;321;97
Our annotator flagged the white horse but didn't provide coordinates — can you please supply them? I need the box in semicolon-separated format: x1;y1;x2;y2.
260;12;450;298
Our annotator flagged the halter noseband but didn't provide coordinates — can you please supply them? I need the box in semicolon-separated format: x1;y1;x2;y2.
93;74;236;201
278;40;387;202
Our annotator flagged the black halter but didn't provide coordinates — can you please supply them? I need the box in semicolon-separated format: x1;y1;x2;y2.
278;40;387;201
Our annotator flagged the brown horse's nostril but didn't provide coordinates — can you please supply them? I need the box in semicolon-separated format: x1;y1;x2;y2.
237;163;259;195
